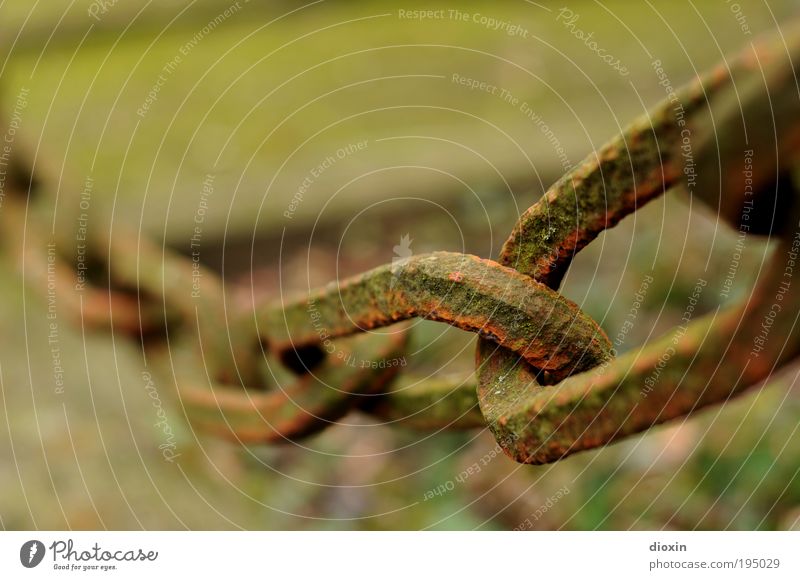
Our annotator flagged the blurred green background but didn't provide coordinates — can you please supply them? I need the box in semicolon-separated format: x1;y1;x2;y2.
1;0;800;530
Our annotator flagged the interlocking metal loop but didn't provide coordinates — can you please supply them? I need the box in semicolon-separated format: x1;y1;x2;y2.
0;139;418;442
2;23;800;465
100;221;424;441
171;328;411;442
0;195;152;335
208;251;610;440
476;26;800;464
256;252;611;382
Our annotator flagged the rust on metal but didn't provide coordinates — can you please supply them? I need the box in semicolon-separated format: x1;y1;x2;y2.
476;24;800;464
0;195;154;334
360;374;484;430
257;251;611;383
2;22;800;468
174;326;409;442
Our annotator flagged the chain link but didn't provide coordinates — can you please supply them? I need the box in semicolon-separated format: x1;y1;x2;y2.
2;24;799;465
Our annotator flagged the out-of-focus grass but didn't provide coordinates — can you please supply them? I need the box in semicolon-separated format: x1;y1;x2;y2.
2;0;796;238
1;0;799;530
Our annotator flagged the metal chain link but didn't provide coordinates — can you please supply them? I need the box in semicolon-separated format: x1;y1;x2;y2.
2;23;799;465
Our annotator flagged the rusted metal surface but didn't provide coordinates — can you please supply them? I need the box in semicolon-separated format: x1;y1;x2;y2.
99;225;263;386
476;24;800;464
2;23;800;467
0;195;151;333
171;327;410;442
500;25;800;290
257;252;611;383
359;373;483;430
480;240;800;463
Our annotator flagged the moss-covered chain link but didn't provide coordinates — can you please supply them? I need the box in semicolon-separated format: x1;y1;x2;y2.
0;139;418;441
476;24;800;464
216;252;611;442
256;252;610;383
0;108;431;442
2;23;800;463
223;22;800;453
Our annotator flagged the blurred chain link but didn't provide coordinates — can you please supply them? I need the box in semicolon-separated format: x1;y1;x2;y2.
2;24;799;465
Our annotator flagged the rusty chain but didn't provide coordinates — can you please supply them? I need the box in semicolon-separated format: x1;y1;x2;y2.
2;24;800;466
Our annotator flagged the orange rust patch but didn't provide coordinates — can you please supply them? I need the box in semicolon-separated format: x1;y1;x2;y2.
448;271;464;282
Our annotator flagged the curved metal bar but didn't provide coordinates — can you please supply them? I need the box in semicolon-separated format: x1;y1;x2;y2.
257;251;611;383
476;25;800;464
173;327;410;442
